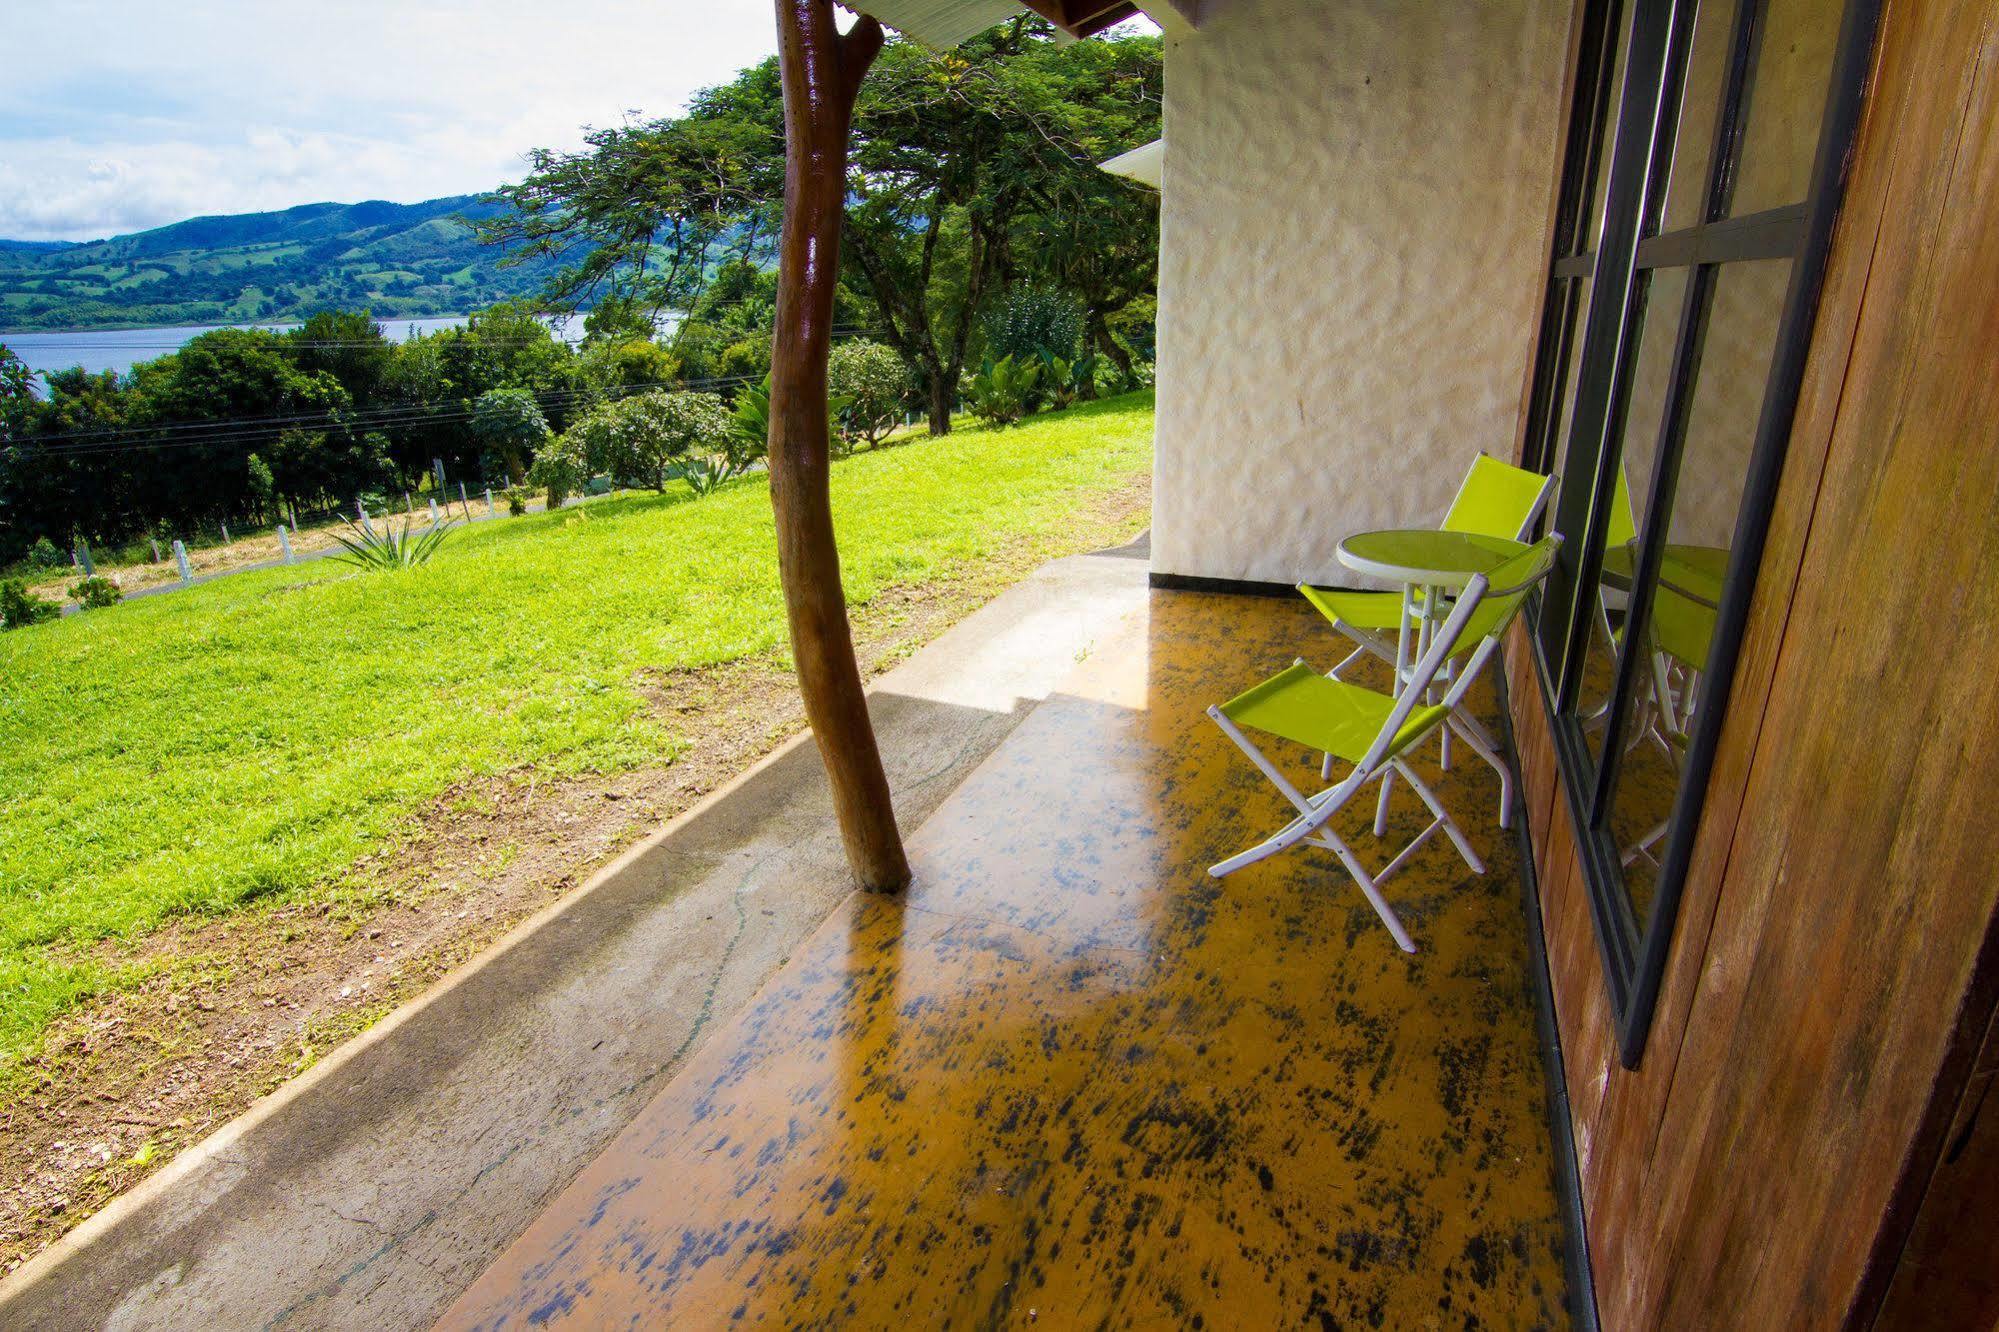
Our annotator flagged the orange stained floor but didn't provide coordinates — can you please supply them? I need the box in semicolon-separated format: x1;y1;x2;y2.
438;590;1571;1330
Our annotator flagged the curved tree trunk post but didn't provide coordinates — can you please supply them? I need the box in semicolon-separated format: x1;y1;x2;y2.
769;0;909;891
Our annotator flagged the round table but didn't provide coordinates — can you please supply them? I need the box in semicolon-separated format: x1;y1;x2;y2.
1336;529;1529;591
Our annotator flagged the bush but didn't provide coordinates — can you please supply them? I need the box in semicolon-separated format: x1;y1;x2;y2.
830;341;911;451
506;489;528;517
571;390;733;492
70;576;121;609
1;578;59;628
1039;352;1098;412
982;286;1084;366
526;433;590;510
25;537;61;570
964;355;1041;428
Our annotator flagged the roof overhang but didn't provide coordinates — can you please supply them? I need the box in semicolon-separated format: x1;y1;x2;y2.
854;0;1144;49
1099;138;1163;188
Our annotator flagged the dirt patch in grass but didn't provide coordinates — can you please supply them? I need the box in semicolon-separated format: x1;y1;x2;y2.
0;472;1150;1276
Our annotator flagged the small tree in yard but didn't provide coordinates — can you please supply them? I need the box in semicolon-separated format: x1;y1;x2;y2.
571;389;732;492
963;355;1040;428
471;388;552;483
526;433;590;510
829;341;909;452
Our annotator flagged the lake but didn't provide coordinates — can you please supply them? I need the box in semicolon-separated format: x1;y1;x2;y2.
1;315;583;382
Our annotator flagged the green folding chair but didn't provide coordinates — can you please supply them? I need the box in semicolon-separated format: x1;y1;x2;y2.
1303;453;1555;682
1207;537;1561;952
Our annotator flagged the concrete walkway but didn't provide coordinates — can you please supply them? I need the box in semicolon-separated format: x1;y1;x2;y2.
0;539;1148;1332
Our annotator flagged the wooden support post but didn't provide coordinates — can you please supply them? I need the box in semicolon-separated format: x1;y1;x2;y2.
277;524;293;563
172;540;191;586
769;0;907;892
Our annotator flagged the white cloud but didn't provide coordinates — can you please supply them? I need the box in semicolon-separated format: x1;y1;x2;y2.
0;0;783;241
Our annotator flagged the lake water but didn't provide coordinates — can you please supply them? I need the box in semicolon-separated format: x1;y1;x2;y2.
2;315;583;382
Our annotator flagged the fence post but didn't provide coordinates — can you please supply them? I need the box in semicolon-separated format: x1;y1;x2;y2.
485;487;496;516
149;538;162;563
277;524;294;563
76;542;95;576
434;458;448;497
428;498;441;524
405;491;414;515
459;482;472;521
221;521;231;544
173;540;192;586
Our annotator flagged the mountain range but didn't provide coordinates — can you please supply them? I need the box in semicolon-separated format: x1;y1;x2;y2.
0;196;563;332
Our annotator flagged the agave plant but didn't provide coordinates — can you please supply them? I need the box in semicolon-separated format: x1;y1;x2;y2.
329;515;451;570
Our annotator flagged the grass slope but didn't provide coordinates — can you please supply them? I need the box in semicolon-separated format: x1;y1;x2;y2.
0;393;1154;1068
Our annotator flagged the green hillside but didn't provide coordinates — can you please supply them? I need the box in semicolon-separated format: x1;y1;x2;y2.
0;196;563;332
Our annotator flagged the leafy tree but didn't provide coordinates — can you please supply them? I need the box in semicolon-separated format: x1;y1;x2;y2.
526;432;590;509
571;389;731;491
580;337;681;396
980;285;1083;365
471;388;552;482
829;341;910;450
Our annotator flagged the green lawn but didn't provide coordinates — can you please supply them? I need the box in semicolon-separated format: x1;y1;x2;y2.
0;392;1155;1069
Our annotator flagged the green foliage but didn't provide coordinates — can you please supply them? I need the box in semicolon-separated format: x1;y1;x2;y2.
982;285;1084;366
69;576;121;609
0;391;1155;1068
526;433;590;509
328;516;451;570
1;579;58;628
571;390;732;492
964;355;1041;427
25;537;61;570
1039;351;1098;411
471;388;552;481
506;489;528;517
829;341;910;450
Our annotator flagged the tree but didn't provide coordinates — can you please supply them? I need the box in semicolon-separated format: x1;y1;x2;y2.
769;0;908;890
526;432;589;509
570;389;730;491
471;388;551;482
828;340;909;449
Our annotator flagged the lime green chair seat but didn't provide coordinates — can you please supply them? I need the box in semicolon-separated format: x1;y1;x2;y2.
1219;664;1451;766
1298;584;1410;631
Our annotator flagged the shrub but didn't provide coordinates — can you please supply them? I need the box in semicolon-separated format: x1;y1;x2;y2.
1039;352;1098;412
964;355;1041;428
26;537;61;570
1;578;59;628
506;489;528;517
329;517;450;570
526;433;590;510
982;285;1084;366
571;390;733;492
70;576;122;609
829;341;910;450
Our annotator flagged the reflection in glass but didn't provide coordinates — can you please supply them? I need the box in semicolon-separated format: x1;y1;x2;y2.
1607;258;1792;917
1579;266;1689;767
1546;276;1594;486
1659;0;1740;232
1586;4;1634;252
1731;0;1842;216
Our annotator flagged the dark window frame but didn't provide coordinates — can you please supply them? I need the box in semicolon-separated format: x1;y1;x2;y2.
1521;0;1881;1066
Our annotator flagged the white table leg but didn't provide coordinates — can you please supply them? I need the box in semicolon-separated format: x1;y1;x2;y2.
1374;582;1416;837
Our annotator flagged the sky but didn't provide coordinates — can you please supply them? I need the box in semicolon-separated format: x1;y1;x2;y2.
0;1;787;243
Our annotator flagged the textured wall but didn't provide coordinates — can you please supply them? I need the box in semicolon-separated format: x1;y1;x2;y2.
1151;0;1573;585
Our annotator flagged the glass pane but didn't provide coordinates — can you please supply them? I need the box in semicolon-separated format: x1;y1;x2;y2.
1546;277;1594;484
1607;258;1793;917
1659;0;1741;232
1578;266;1689;768
1730;0;1842;215
1586;5;1636;252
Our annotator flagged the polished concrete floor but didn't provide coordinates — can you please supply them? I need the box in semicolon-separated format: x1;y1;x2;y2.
439;591;1570;1330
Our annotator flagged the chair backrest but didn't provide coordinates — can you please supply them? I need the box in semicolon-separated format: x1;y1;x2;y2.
1650;571;1718;669
1356;536;1562;772
1442;454;1557;541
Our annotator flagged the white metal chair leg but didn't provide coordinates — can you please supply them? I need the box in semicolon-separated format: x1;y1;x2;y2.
1393;759;1484;875
1328;644;1370;681
1447;716;1513;828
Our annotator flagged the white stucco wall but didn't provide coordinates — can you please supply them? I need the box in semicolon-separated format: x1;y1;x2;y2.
1150;0;1573;585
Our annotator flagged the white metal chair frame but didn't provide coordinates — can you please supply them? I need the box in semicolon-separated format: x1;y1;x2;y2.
1206;550;1555;953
